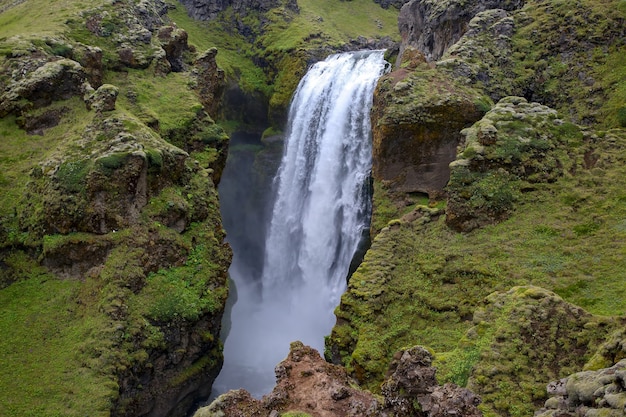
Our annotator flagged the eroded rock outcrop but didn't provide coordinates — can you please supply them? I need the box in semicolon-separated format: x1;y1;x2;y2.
0;2;232;416
462;286;616;417
196;341;482;417
371;50;486;197
446;96;568;232
382;346;482;417
0;58;88;118
397;0;524;62
535;360;626;417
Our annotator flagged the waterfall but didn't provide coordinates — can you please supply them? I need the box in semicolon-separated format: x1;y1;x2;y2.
212;50;388;398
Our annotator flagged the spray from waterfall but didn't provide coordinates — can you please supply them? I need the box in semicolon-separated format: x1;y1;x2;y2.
213;50;388;398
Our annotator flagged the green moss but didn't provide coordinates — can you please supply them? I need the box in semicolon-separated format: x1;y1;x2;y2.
56;160;92;194
0;271;117;417
510;0;626;127
331;126;626;400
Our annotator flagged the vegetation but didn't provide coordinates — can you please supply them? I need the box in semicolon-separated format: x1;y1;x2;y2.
166;0;400;128
2;0;625;415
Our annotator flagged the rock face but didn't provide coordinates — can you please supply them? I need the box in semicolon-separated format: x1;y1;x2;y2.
178;0;299;21
397;0;524;62
535;360;626;417
193;48;226;119
436;8;516;103
370;50;486;197
0;1;232;416
195;341;482;417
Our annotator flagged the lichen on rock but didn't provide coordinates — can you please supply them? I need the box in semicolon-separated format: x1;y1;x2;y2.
445;96;569;232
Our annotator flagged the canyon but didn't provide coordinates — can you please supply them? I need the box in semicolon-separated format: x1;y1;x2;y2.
0;0;625;416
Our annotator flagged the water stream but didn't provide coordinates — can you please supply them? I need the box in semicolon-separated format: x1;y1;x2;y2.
212;50;389;398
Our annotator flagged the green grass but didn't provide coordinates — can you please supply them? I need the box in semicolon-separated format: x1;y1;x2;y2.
331;125;626;394
260;0;399;51
0;0;104;39
0;263;116;417
107;68;205;133
511;0;626;127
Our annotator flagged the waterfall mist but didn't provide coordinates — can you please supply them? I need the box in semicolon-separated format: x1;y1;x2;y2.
213;50;389;398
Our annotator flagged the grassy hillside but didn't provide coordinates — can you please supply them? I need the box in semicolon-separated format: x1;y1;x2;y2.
0;0;401;415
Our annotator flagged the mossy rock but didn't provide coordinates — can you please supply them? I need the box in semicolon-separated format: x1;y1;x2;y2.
371;60;488;196
446;97;572;232
461;286;617;417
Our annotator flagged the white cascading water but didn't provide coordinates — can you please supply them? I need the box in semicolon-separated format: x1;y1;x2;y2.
212;50;388;398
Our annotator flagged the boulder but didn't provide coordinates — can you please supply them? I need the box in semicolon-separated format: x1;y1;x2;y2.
197;342;483;417
535;359;626;417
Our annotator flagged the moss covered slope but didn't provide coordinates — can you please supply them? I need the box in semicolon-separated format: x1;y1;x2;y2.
0;0;232;416
328;0;626;415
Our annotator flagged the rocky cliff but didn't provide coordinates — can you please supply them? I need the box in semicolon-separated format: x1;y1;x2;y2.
0;1;231;416
2;0;626;416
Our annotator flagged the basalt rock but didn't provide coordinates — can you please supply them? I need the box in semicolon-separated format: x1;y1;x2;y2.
397;0;524;62
196;341;483;417
370;51;486;197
